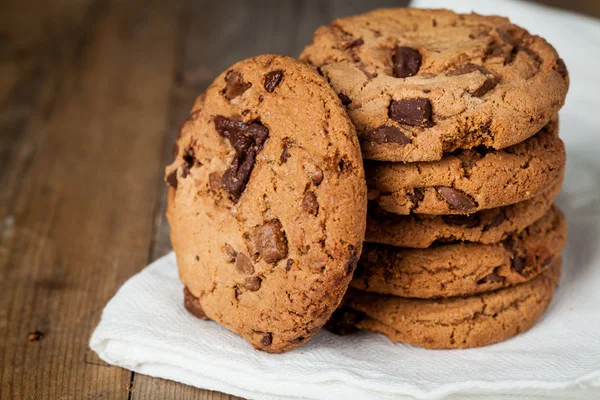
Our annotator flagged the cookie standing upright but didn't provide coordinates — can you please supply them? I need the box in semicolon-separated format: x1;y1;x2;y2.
300;8;569;162
166;55;367;353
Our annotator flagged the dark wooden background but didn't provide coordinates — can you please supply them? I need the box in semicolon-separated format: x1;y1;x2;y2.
0;0;598;399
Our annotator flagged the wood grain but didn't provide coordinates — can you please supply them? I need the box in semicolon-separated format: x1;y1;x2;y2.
0;0;179;398
0;0;596;399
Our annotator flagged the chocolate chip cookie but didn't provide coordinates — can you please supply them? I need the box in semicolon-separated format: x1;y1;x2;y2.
346;257;561;349
300;8;568;162
366;180;561;248
367;120;564;215
166;55;367;353
353;205;566;298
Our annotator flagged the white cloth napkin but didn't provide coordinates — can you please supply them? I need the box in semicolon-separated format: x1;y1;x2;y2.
90;1;600;399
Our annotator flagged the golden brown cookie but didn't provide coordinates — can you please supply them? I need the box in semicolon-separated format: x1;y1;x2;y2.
166;55;367;353
345;257;561;349
366;180;561;248
353;206;566;298
367;120;565;215
300;8;568;162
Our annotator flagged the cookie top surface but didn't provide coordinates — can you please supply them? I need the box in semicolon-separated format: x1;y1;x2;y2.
354;205;566;298
346;257;561;349
367;120;565;215
300;8;569;162
165;55;367;353
366;180;560;248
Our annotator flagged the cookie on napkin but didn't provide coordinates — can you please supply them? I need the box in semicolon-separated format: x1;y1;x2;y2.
166;55;367;353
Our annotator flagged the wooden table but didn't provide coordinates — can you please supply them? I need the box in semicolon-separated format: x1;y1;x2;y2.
1;1;597;399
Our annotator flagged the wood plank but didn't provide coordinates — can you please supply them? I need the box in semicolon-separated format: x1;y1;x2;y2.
0;0;179;398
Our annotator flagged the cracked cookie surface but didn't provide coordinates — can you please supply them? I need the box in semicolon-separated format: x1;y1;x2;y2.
346;257;561;349
353;206;566;298
367;120;564;215
366;180;560;248
300;8;568;162
165;55;367;353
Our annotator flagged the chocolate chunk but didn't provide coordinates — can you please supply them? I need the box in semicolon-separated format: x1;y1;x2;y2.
448;63;485;81
252;219;288;263
264;70;284;92
362;125;411;145
324;307;365;336
338;92;352;106
209;172;223;190
442;213;480;228
389;98;433;127
182;164;190;178
447;63;499;97
392;46;422;78
166;170;178;189
182;147;196;178
302;191;319;215
183;287;208;320
472;77;500;97
437;187;477;212
235;253;255;274
511;256;526;275
555;58;568;78
261;333;273;346
344;38;364;49
223;70;251;100
409;188;425;206
280;147;291;163
214;116;269;201
285;259;294;271
244;276;262;291
222;244;237;263
308;167;324;185
280;140;292;164
477;268;506;284
502;237;516;252
183;146;195;168
542;256;553;266
346;254;359;275
484;210;506;231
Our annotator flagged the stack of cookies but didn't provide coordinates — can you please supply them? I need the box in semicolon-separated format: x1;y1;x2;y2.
166;8;569;353
301;8;569;349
